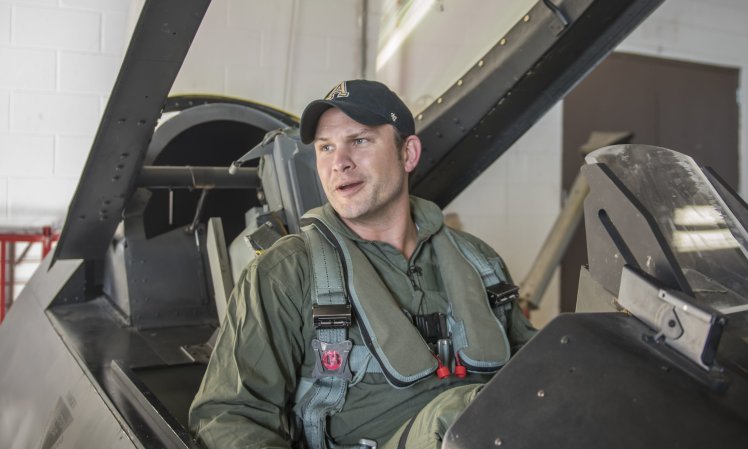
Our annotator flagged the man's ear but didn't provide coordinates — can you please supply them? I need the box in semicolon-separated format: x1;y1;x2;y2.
403;135;422;173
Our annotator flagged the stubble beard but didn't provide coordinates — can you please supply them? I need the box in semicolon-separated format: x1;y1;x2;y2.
330;171;408;224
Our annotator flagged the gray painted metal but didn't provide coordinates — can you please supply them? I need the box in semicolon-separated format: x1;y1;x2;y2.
137;166;259;189
161;95;298;126
0;257;139;449
411;0;663;207
54;0;211;262
574;266;617;313
444;312;748;449
111;361;202;449
112;189;216;329
444;145;748;449
145;101;295;166
235;130;326;235
618;265;725;370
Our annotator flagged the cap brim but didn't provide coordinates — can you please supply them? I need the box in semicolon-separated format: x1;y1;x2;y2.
299;101;334;144
299;100;391;145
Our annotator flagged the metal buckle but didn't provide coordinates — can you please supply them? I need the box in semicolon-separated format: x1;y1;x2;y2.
312;304;352;328
617;266;725;370
486;282;519;308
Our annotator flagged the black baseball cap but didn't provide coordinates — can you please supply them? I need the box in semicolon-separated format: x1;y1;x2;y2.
299;79;415;144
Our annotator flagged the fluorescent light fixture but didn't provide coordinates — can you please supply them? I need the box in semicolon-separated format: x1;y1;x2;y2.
376;0;436;71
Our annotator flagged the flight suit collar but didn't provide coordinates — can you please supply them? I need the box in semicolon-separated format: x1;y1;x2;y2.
318;196;445;245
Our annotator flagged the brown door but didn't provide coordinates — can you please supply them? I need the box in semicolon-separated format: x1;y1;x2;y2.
561;52;740;312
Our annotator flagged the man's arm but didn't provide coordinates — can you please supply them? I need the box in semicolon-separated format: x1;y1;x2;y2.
189;239;310;449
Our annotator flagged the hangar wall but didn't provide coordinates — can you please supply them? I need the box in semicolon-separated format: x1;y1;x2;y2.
0;0;131;226
616;0;748;195
1;0;747;327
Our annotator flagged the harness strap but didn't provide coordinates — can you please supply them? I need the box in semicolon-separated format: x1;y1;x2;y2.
349;345;382;374
300;220;353;449
297;216;513;449
299;376;348;449
305;221;347;315
445;229;504;288
445;229;514;328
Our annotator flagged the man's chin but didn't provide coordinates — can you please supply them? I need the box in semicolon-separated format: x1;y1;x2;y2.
333;207;363;221
330;199;368;220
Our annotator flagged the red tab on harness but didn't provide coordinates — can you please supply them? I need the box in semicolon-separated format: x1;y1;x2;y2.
312;339;353;380
322;349;343;370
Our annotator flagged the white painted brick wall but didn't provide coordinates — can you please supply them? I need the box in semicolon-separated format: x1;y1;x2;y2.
11;0;57;5
0;178;6;218
58;51;119;94
101;11;129;54
0;134;54;177
0;90;8;132
7;176;77;222
1;0;129;226
13;5;100;52
285;0;368;114
55;135;91;177
60;0;130;13
173;0;366;115
0;47;56;90
0;3;10;45
11;91;100;134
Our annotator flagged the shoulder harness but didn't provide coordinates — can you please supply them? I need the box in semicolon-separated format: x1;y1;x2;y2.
293;212;518;449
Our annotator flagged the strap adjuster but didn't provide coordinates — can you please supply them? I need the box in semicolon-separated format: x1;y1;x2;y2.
312;304;352;328
486;282;519;308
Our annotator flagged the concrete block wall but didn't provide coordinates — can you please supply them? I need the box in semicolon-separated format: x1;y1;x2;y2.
172;0;375;117
0;0;130;227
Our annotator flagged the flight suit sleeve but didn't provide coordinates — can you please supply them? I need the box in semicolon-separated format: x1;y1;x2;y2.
189;240;311;449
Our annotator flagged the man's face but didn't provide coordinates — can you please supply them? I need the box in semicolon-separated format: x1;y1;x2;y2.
313;107;413;224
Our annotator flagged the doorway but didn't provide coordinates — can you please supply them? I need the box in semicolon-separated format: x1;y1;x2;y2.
561;52;740;312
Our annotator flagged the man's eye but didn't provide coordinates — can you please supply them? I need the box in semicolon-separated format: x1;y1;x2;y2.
318;144;332;152
354;138;368;145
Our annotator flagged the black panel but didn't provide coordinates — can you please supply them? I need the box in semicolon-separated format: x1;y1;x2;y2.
54;0;211;261
444;313;748;449
47;298;214;449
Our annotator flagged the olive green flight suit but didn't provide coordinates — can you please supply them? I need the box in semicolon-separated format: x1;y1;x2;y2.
189;197;536;449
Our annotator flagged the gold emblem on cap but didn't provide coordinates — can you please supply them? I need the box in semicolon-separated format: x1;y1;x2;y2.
325;81;350;100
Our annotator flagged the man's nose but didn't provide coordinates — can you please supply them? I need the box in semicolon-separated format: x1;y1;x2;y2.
333;146;354;172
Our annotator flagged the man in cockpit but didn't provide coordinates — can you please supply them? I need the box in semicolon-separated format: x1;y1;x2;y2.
190;79;535;449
